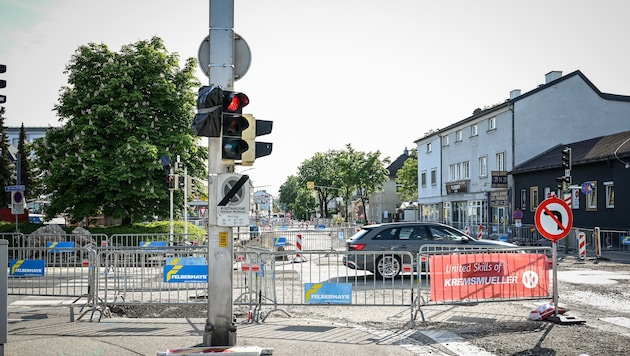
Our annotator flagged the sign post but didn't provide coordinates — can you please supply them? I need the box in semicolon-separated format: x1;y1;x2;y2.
535;197;583;324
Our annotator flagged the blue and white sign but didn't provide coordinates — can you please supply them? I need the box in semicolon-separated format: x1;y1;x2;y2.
47;241;74;253
10;259;45;276
4;185;25;192
304;283;352;304
274;237;287;247
140;241;167;248
164;265;208;283
166;257;206;265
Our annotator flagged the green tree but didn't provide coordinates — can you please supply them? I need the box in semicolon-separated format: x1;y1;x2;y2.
0;107;13;207
17;124;34;199
278;175;317;221
396;148;418;202
32;37;206;224
340;144;390;224
298;152;340;219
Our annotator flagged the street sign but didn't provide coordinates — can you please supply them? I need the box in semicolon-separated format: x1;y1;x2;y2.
535;197;573;242
4;185;25;192
216;173;250;227
10;189;25;214
513;209;523;220
198;33;251;80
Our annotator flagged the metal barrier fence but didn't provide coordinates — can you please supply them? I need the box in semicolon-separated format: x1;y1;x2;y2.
244;228;354;252
415;245;554;321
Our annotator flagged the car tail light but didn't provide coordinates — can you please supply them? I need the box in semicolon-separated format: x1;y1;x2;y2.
348;243;366;251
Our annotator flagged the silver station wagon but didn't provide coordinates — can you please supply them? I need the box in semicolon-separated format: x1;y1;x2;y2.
343;222;517;279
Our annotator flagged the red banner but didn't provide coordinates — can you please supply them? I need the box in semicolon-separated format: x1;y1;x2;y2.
429;253;550;302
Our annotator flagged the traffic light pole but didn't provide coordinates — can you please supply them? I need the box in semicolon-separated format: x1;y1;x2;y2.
203;0;237;347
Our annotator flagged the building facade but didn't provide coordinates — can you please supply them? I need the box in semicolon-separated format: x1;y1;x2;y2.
416;70;630;233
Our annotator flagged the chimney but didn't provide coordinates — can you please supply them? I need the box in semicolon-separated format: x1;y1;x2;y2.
545;71;563;84
509;89;521;99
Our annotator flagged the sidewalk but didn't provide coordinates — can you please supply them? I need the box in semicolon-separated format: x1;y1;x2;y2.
6;302;418;356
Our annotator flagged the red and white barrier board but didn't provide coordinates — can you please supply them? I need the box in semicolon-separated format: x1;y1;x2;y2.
429;253;550;303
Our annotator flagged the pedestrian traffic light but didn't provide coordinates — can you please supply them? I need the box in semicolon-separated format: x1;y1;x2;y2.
241;114;273;166
221;91;250;161
167;174;175;190
561;147;572;170
192;86;223;137
0;64;6;104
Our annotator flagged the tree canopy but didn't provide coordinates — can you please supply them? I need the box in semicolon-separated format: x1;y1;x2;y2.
32;37;206;224
280;144;390;223
396;148;418;202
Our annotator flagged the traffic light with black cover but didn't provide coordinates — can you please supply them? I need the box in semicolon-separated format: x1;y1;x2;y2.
192;86;223;137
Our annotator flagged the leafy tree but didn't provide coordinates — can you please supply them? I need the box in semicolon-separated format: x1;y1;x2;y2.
17;124;34;199
396;148;418;201
32;37;206;224
0;107;13;207
298;152;340;219
339;144;390;224
294;144;390;223
278;175;317;220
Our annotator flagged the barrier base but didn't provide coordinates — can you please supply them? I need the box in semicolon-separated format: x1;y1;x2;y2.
547;314;586;325
292;256;307;263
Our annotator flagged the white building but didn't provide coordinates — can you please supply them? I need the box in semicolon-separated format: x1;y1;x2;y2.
415;70;630;233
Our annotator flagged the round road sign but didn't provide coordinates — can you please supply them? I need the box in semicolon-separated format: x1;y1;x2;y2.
534;197;573;242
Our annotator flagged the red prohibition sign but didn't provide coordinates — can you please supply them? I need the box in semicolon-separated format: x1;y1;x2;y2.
534;197;573;242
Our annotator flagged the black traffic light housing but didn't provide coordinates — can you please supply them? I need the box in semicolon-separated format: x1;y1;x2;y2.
221;91;250;161
0;64;6;104
178;175;185;189
562;147;572;170
166;174;175;190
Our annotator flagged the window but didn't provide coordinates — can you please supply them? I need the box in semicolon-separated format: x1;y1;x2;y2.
421;171;427;187
442;136;449;147
604;182;614;208
456;130;463;142
426;143;432;153
530;187;539;211
496;152;505;171
462;161;470;179
449;164;456;181
479;156;487;177
430;169;436;185
471;124;478;137
586;181;597;211
520;189;527;210
488;117;496;130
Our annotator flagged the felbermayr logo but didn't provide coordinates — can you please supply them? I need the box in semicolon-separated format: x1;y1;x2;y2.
166;265;183;281
304;283;323;302
11;260;24;275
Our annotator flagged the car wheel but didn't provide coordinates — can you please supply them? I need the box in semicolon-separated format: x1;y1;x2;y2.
375;255;401;279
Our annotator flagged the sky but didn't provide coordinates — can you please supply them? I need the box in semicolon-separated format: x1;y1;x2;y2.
2;0;630;198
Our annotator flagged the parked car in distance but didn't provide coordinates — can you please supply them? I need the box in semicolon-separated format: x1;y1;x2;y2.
343;222;517;279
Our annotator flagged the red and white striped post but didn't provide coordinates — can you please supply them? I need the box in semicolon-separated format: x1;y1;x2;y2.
477;225;483;239
577;230;587;260
465;226;470;236
293;233;306;263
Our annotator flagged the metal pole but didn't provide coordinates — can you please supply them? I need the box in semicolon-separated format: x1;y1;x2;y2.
204;0;236;347
184;165;188;236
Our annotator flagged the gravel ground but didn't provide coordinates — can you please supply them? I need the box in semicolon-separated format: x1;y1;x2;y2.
110;255;630;356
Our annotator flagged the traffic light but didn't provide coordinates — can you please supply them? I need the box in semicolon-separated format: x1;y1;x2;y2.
221;91;250;160
562;147;572;170
555;176;571;192
166;174;175;190
178;175;185;189
192;86;223;137
0;64;6;104
241;114;273;166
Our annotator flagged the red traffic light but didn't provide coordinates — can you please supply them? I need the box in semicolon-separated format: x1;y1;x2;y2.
224;92;249;113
